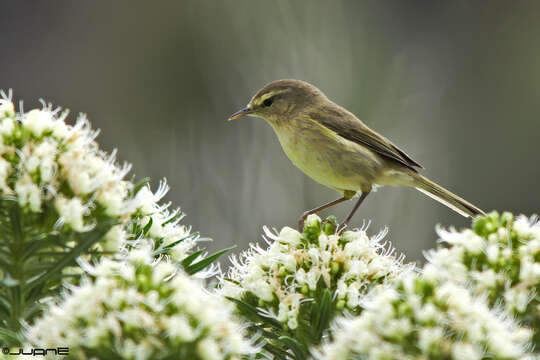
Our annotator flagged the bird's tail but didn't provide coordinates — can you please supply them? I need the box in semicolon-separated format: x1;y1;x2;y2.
412;173;485;218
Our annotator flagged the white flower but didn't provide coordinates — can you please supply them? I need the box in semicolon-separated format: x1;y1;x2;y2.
133;184;165;215
519;258;540;285
425;213;539;343
418;327;443;353
514;216;536;238
151;260;176;284
452;343;482;360
437;227;484;254
278;226;302;247
505;288;531;314
320;273;531;360
486;243;499;263
51;119;69;139
24;109;54;137
219;215;410;343
102;225;126;252
97;180;129;216
0;95;200;262
305;213;321;227
163;314;197;342
471;269;499;291
27;255;254;360
198;339;221;360
15;173;42;212
0;99;15;120
55;196;89;232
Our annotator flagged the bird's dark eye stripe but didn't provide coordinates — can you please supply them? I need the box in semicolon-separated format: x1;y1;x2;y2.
263;97;274;107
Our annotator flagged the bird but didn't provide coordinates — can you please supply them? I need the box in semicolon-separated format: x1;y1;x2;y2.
229;79;485;232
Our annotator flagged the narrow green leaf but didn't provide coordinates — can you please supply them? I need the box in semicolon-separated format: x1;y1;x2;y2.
180;250;204;268
27;220;116;292
142;216;153;235
225;297;283;329
161;208;184;226
222;277;240;286
278;336;306;360
0;273;19;287
263;342;292;360
21;237;53;259
184;246;234;275
0;296;11;317
153;233;197;255
0;256;12;270
0;327;22;346
316;289;332;338
250;325;280;340
130;177;150;197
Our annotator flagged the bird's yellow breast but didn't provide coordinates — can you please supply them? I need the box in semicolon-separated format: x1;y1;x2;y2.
270;116;384;194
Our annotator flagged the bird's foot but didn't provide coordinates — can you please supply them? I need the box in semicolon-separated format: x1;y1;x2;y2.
298;210;313;232
298;216;306;232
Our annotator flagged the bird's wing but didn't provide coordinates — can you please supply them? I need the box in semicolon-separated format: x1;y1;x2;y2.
308;105;423;172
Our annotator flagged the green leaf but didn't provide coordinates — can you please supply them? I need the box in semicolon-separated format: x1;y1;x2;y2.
0;273;19;287
262;342;292;360
250;325;280;340
180;250;204;268
0;327;22;346
0;296;12;318
225;297;283;330
130;177;150;198
154;233;197;255
162;208;184;226
142;216;153;235
315;289;332;338
278;336;307;360
184;246;234;275
26;220;116;293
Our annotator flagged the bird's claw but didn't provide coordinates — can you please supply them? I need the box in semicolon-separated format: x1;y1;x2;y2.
298;211;312;232
298;216;307;232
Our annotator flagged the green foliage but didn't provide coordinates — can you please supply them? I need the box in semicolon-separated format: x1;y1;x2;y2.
0;196;116;344
227;285;335;360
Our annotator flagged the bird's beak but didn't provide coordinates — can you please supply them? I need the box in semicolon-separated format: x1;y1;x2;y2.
228;106;252;121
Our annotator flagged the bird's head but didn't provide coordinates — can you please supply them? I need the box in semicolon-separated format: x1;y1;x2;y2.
228;79;325;124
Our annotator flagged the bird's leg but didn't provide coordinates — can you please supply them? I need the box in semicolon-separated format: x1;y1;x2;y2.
298;196;350;231
337;190;371;234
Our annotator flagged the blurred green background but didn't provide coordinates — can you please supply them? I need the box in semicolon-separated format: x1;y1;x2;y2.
1;1;539;262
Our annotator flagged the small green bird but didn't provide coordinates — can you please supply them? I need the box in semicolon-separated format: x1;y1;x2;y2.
229;79;485;231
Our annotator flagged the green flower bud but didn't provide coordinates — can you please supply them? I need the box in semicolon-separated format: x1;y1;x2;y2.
501;211;514;227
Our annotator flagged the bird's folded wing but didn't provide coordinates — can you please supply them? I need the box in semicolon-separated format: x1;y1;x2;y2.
308;108;423;172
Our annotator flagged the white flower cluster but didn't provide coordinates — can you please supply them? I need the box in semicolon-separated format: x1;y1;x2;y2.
0;94;132;229
26;247;254;360
424;212;540;343
220;214;410;330
320;272;532;360
0;92;196;261
114;180;197;262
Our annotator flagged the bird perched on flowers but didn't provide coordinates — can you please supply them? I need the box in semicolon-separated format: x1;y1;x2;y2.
229;79;484;231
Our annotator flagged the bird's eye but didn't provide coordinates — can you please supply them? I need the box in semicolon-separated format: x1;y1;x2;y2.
263;97;274;107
